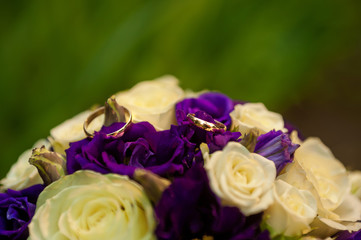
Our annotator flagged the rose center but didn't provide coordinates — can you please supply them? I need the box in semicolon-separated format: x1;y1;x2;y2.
280;191;305;215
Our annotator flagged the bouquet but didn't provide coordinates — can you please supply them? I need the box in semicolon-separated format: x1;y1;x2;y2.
1;76;360;240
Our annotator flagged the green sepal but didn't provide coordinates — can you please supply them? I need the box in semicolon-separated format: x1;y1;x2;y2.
231;125;241;133
240;129;261;152
133;169;171;204
29;146;67;185
260;220;302;240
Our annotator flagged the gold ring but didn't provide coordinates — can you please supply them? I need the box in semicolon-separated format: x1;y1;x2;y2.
187;113;226;132
83;106;132;138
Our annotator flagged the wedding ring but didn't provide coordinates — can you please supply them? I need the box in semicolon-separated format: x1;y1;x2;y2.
83;106;132;138
187;113;226;132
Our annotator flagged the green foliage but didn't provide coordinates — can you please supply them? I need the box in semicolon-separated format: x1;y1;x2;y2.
261;220;302;240
0;0;361;177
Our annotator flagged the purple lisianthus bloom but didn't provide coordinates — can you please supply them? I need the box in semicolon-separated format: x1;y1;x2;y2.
254;130;299;174
334;230;361;240
66;121;196;178
155;164;270;240
176;92;235;128
212;209;270;240
0;184;44;240
175;110;241;154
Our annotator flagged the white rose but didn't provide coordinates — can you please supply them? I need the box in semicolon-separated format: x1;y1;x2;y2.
264;179;317;237
29;170;155;240
115;75;184;130
279;138;349;212
49;110;103;154
230;103;285;135
279;138;361;237
309;193;361;238
349;171;361;199
0;139;49;191
205;141;276;216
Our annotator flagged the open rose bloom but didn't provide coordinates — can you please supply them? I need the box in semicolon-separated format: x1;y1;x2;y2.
1;76;360;240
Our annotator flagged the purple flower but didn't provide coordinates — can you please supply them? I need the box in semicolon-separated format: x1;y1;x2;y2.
175;110;241;154
176;92;235;128
335;230;361;240
0;184;44;240
155;164;270;240
254;130;299;174
212;209;270;240
66;121;196;177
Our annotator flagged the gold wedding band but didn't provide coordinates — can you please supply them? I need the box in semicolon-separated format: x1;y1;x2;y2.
83;106;132;138
187;113;226;132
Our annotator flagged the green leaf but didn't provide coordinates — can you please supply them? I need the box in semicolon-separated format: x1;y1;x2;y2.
261;219;302;240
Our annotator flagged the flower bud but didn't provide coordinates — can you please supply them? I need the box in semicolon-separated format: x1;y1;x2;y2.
104;95;126;126
254;130;299;174
29;146;66;185
239;129;261;152
133;168;171;204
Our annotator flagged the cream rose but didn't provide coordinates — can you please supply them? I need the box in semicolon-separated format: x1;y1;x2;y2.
264;179;317;237
279;138;349;212
278;138;361;237
205;142;276;216
49;110;103;154
230;103;285;135
115;75;184;130
309;193;361;237
0;139;49;191
349;171;361;199
29;170;155;240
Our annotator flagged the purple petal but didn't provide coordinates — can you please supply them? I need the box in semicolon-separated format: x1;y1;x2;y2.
66;121;193;178
155;164;269;240
0;185;43;240
254;130;299;174
176;92;235;128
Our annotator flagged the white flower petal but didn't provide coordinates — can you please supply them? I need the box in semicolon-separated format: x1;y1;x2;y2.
205;142;276;216
29;170;155;240
230;103;285;135
115;75;184;130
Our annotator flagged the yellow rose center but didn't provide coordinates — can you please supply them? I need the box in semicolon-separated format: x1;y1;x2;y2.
280;191;305;215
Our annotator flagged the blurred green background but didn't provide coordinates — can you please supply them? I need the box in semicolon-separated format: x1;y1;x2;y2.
1;0;361;178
